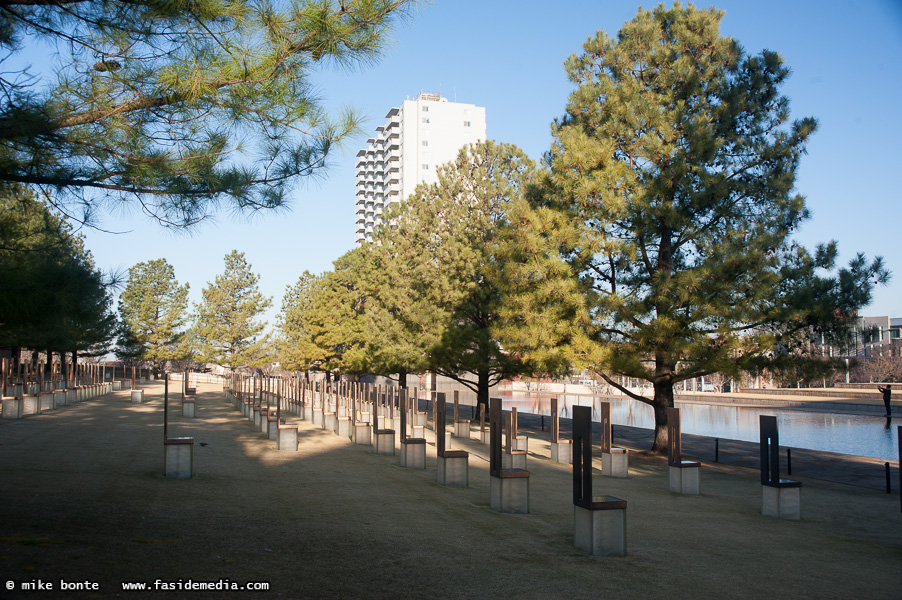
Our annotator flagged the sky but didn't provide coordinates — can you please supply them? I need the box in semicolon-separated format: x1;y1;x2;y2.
74;0;902;328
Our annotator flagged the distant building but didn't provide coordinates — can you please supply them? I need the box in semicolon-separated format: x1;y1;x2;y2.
855;316;902;357
815;316;902;359
354;92;486;245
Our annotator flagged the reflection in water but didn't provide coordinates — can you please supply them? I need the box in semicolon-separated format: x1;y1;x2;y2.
501;392;899;461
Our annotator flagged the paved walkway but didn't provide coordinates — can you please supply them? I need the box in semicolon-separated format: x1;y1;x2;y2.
1;382;899;599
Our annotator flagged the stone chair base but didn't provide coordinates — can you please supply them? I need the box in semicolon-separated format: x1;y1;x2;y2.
268;418;285;440
453;420;470;439
1;397;23;419
437;451;469;486
574;497;627;556
374;430;395;455
669;461;700;495
278;425;299;451
503;450;527;470
480;430;491;445
336;417;352;438
513;436;528;452
399;439;427;468
353;423;371;445
551;441;573;464
762;480;802;520
39;392;55;411
22;394;39;415
164;437;194;478
131;389;144;404
182;398;196;418
602;448;629;477
490;470;530;514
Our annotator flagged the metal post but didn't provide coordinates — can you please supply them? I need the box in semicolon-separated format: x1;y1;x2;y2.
163;374;169;440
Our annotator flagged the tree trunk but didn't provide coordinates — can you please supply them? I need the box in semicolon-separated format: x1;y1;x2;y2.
11;347;20;382
60;352;68;388
475;370;490;422
651;378;675;453
398;367;408;389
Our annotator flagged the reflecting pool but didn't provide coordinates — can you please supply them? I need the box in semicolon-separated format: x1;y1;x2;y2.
500;393;899;461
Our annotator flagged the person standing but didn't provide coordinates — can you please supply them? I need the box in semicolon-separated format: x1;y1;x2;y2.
877;384;892;417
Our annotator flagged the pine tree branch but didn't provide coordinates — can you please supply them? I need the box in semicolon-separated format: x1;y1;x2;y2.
596;371;652;405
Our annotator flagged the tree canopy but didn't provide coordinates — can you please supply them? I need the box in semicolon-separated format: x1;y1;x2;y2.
193;249;271;369
508;3;888;451
299;247;374;377
0;0;415;228
117;258;191;372
0;183;117;356
276;269;321;374
277;244;429;384
371;140;541;409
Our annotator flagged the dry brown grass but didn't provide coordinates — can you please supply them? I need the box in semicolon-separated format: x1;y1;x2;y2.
0;381;899;599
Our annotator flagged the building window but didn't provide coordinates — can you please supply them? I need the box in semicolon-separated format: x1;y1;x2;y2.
422;106;429;112
422;164;429;170
422;117;430;124
463;121;471;127
421;140;429;146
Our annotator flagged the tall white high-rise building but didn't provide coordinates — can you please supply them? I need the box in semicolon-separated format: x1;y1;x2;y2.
355;92;486;245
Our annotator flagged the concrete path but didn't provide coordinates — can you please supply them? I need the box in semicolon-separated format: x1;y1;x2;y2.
1;381;899;599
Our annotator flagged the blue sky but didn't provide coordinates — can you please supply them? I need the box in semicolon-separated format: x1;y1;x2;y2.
78;0;902;325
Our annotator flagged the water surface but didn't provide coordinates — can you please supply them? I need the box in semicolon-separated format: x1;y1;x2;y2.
500;392;899;461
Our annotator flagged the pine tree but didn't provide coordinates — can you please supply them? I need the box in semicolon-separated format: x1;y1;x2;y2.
278;245;428;384
117;259;191;374
300;247;375;377
516;4;889;452
277;270;323;375
373;140;540;412
0;0;415;227
193;250;272;369
0;183;117;356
